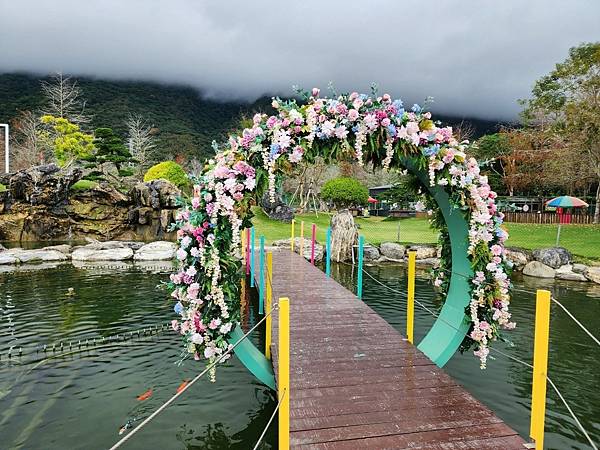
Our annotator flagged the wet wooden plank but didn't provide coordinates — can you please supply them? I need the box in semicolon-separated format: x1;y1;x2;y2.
258;249;526;449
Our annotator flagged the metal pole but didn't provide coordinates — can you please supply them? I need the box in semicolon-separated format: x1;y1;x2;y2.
357;236;364;299
259;235;265;314
310;223;316;265
278;297;290;450
530;289;551;450
265;252;273;359
290;219;295;253
326;227;331;277
407;251;416;344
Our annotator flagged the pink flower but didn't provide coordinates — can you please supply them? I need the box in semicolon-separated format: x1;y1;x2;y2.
347;109;359;121
479;321;490;331
176;248;187;261
171;320;179;332
191;197;201;209
491;244;503;256
381;118;391;127
209;318;221;330
312;87;320;97
352;98;364;109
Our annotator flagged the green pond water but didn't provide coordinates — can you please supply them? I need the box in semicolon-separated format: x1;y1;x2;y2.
0;259;598;449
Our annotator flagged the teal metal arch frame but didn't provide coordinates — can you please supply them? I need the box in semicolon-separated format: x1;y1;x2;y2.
229;155;474;390
401;156;473;367
229;325;276;390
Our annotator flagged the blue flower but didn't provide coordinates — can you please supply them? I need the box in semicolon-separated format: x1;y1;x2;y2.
352;125;359;133
174;302;184;315
396;108;405;118
387;124;397;137
464;175;473;184
392;99;403;110
411;103;422;113
359;94;368;101
270;144;280;157
423;144;440;157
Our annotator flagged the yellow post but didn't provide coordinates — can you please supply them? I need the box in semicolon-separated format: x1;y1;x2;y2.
530;289;551;450
290;220;295;253
278;297;290;450
265;252;273;359
299;221;305;257
407;251;416;344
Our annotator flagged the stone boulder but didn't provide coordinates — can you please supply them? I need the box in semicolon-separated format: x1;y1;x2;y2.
523;261;556;279
41;244;72;255
363;245;380;262
134;241;177;260
72;246;134;261
7;163;82;206
584;267;600;285
130;180;180;210
505;248;530;270
260;192;294;223
409;245;438;260
0;253;18;265
416;257;441;267
555;264;587;281
2;248;70;263
532;247;571;269
380;242;406;260
573;263;588;274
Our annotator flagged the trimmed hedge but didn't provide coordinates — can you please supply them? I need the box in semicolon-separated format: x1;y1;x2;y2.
321;177;369;208
70;180;98;191
143;161;189;189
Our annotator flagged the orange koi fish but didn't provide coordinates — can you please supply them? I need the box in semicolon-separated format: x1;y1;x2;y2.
136;388;153;401
176;380;189;394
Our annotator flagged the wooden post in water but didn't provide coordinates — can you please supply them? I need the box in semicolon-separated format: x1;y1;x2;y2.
530;289;551;450
250;228;255;287
407;251;416;344
259;236;265;314
290;219;295;253
326;226;331;277
265;251;273;359
310;223;316;265
357;235;364;299
278;297;290;450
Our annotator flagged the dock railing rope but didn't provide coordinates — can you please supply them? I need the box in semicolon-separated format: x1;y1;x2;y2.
108;303;279;450
352;262;598;450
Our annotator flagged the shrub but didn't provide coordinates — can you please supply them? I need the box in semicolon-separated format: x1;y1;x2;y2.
0;183;6;192
118;167;135;177
321;177;369;208
144;161;189;189
70;180;98;191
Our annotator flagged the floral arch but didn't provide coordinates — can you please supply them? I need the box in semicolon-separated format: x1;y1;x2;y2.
168;88;514;378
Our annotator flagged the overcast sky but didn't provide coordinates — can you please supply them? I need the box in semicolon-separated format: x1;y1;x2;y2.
1;0;598;120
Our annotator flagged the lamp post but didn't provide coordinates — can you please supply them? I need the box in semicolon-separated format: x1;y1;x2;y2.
0;123;8;173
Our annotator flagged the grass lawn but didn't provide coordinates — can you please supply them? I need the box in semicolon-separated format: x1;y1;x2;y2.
251;207;600;260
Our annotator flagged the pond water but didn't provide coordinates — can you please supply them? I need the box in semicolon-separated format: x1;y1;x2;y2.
0;264;276;450
1;259;598;450
329;262;600;450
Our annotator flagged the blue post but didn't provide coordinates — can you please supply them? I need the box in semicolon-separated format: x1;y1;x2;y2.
326;227;331;278
250;227;255;287
259;235;265;314
357;235;364;299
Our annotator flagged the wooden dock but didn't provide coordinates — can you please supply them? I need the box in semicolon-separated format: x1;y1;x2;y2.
264;249;526;449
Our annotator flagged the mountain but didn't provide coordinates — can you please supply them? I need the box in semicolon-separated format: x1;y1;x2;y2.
0;72;505;162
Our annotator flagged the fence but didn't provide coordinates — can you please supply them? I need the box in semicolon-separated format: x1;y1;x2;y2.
503;211;596;224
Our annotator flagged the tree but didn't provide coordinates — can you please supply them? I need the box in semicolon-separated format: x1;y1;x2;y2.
93;128;131;168
127;114;158;175
9;111;53;170
41;115;95;167
41;73;91;125
321;177;369;209
521;42;600;222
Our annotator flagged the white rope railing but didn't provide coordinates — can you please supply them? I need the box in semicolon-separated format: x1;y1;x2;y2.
350;263;598;449
108;304;278;450
550;297;600;348
252;388;286;450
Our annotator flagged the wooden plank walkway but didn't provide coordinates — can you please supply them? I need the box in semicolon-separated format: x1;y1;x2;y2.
262;249;527;449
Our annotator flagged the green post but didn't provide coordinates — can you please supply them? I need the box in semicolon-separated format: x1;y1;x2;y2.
259;235;265;314
250;227;255;288
326;227;331;277
357;235;364;299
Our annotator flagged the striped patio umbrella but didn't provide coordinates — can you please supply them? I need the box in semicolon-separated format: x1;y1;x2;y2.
545;196;588;246
545;195;589;208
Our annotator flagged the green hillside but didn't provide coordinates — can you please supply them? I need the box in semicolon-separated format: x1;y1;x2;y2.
0;72;503;163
